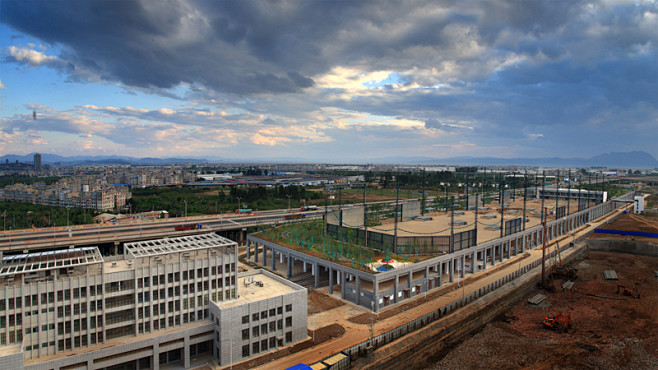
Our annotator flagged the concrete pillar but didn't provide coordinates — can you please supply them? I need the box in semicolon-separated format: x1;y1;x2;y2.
500;243;504;262
280;252;284;263
329;267;334;294
340;271;346;299
356;276;361;304
262;244;266;266
491;247;495;266
449;259;454;283
373;278;379;312
152;342;160;370
471;251;476;273
408;271;413;289
314;262;319;288
460;255;465;278
303;262;307;273
254;243;258;263
183;336;190;368
246;241;250;260
271;248;276;270
438;263;443;286
394;275;399;303
287;254;292;278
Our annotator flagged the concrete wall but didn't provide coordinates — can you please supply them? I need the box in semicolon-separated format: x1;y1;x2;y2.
587;239;658;257
402;200;421;221
342;206;365;228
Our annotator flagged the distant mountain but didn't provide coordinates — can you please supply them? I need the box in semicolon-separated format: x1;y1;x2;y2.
0;153;209;166
372;151;658;168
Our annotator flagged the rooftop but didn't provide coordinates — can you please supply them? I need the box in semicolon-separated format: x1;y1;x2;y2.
216;271;301;309
124;233;236;258
0;246;103;277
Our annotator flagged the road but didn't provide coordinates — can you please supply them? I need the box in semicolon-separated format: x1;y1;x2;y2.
0;209;323;252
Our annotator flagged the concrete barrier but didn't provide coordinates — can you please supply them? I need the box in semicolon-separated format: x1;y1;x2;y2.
587;239;658;257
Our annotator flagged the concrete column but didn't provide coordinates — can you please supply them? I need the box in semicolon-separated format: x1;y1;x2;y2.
329;267;334;294
355;276;361;304
408;271;413;289
471;251;476;273
482;249;487;270
246;241;250;260
438;263;443;286
280;252;284;263
500;243;504;262
183;336;190;368
262;244;266;266
460;255;465;278
490;247;495;266
314;262;319;288
449;259;454;282
152;342;160;370
394;275;399;303
373;278;379;312
271;248;276;270
303;262;307;273
254;243;258;263
340;271;346;299
287;254;292;278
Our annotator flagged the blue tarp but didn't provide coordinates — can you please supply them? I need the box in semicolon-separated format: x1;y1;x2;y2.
377;266;391;271
594;229;658;238
285;364;312;370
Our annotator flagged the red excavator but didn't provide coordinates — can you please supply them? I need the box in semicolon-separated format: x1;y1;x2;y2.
616;285;641;299
543;314;572;333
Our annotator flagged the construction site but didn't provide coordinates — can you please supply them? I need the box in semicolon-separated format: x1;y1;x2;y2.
216;187;658;369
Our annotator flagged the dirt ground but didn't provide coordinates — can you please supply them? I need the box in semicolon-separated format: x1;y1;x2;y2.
590;211;658;243
429;250;658;369
308;290;345;314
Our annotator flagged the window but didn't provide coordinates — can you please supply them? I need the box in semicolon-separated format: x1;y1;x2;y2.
286;331;292;343
277;319;283;330
269;321;275;332
278;306;283;315
242;329;249;340
241;345;249;358
242;315;249;324
269;337;276;349
285;304;292;312
261;323;267;335
285;317;292;328
252;312;259;321
252;326;259;337
261;310;267;319
252;342;259;354
269;308;276;317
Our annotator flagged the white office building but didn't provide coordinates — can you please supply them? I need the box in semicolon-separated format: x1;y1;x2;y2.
0;233;307;369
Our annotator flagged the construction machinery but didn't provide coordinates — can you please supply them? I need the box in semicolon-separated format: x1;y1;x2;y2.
543;314;572;333
551;241;578;280
616;285;641;299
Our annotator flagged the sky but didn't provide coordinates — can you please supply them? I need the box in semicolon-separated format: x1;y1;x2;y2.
0;0;656;163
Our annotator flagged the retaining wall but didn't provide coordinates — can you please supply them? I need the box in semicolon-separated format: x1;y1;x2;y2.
587;239;658;257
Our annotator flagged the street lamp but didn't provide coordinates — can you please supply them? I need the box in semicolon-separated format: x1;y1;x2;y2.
236;197;242;212
312;313;317;345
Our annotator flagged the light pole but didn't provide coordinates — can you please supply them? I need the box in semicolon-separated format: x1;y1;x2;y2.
312;313;317;345
287;195;292;212
236;197;241;212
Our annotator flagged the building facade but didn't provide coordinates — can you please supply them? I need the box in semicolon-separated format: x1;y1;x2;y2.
0;233;307;369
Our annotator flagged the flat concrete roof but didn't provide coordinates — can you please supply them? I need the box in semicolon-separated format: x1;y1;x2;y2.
218;271;299;309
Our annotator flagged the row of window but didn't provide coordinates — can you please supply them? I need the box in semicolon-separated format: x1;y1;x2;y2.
1;285;104;311
241;304;293;324
241;317;293;340
241;332;293;358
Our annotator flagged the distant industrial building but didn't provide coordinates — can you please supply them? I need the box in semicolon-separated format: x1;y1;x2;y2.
0;233;307;369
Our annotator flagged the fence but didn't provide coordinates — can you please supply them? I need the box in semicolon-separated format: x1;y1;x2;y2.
326;224;475;255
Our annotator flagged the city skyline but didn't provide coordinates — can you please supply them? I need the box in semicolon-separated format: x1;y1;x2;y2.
1;1;657;161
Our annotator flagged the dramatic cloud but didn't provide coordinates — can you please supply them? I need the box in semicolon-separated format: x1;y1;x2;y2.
0;0;656;160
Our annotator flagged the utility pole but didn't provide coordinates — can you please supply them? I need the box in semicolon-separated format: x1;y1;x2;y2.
541;207;548;287
523;170;527;231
